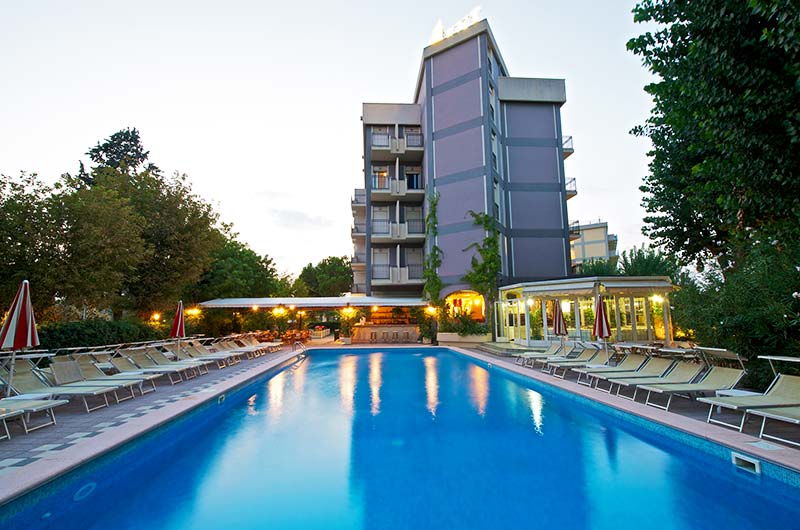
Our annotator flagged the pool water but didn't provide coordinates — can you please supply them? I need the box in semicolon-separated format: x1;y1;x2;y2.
1;348;798;529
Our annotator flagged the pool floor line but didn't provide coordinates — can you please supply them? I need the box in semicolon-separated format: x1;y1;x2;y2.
0;349;304;507
451;346;800;475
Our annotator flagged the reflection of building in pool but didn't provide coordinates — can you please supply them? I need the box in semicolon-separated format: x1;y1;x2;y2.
496;276;675;346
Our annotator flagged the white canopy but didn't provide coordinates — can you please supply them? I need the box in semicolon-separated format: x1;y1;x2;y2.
199;296;429;309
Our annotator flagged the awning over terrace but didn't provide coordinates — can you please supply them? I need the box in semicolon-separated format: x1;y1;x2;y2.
199;296;429;310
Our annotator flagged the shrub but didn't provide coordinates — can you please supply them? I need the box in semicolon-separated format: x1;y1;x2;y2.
440;312;488;337
38;318;162;349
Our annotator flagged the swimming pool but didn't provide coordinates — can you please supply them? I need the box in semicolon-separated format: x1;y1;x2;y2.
1;348;798;529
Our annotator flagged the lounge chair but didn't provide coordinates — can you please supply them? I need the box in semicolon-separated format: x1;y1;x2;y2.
529;344;584;369
149;346;211;375
110;354;185;385
605;361;705;400
187;341;242;366
592;357;674;394
513;343;563;365
1;361;118;413
134;348;202;379
697;374;800;431
74;354;162;394
748;406;800;448
544;346;602;378
571;354;648;387
0;398;69;436
0;407;24;440
50;360;139;402
640;366;745;412
163;343;229;371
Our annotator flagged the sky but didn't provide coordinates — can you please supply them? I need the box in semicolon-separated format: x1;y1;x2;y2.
0;1;656;276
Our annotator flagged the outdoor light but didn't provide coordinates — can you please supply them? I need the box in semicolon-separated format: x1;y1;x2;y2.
526;298;534;306
251;305;259;311
371;305;379;312
341;306;355;316
186;308;201;316
151;312;161;321
474;298;481;306
561;300;571;313
425;305;437;316
289;305;295;310
650;294;664;304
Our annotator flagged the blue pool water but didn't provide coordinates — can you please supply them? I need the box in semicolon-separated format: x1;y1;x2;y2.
1;348;798;529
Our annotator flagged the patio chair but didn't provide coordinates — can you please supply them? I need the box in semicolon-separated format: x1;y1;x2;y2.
748;406;800;448
126;350;198;382
141;348;205;378
513;343;564;366
639;366;745;412
110;354;184;385
0;407;24;441
571;354;648;387
605;360;705;400
1;361;117;413
531;343;586;369
150;346;211;375
50;360;140;402
543;346;602;378
592;357;674;394
0;398;69;436
697;374;800;431
185;341;241;367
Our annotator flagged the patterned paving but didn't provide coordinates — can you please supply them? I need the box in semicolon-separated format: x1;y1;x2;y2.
0;348;299;477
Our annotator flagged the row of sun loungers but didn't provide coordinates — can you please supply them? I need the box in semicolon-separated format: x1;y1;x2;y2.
0;334;285;441
512;342;800;447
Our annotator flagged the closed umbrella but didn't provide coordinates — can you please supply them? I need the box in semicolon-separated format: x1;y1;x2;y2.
592;295;612;362
0;280;40;397
552;300;568;345
170;301;186;357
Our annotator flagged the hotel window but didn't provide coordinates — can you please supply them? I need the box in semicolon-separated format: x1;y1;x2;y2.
493;180;501;221
371;166;389;190
404;126;422;147
371;126;389;147
406;206;424;234
405;166;423;190
491;131;498;170
489;85;496;124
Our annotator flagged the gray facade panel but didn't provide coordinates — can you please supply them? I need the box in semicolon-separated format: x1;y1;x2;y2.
512;237;568;279
437;177;486;226
510;191;564;230
505;102;556;138
437;228;484;278
507;146;559;183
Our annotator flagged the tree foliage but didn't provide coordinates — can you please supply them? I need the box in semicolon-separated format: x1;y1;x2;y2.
461;211;501;335
618;245;686;283
576;259;619;277
628;0;800;270
83;127;160;181
298;256;353;297
422;193;443;303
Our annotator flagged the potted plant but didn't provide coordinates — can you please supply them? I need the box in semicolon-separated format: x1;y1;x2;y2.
436;313;491;346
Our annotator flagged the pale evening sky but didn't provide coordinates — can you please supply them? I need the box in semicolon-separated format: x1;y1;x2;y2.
0;1;656;275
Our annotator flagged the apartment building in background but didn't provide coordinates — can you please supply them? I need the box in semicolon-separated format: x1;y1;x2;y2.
352;19;576;299
570;220;618;272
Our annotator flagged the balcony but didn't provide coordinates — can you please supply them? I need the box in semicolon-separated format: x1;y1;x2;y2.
351;253;367;269
371;136;423;162
352;223;366;238
568;220;581;241
371;265;425;285
351;189;366;210
562;136;574;159
371;132;390;148
370;178;425;200
405;133;423;148
371;221;426;242
565;177;577;199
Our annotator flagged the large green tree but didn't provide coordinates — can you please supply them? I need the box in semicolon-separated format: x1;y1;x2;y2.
186;239;279;301
298;256;353;296
628;0;800;270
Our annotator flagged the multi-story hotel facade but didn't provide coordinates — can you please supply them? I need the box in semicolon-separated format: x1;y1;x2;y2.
352;19;576;305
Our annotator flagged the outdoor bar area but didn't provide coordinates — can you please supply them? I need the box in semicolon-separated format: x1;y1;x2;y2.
495;276;676;347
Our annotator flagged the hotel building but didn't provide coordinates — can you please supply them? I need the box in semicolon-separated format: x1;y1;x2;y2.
352;19;576;305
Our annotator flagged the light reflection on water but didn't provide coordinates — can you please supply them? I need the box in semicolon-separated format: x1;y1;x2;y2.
339;355;358;414
424;356;439;418
369;353;383;416
468;364;489;416
527;389;543;433
267;371;286;422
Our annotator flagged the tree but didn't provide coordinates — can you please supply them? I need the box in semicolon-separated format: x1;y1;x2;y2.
422;193;444;303
576;259;619;277
56;185;148;311
618;245;685;283
84;127;160;180
299;256;353;296
628;0;800;270
461;211;501;337
186;239;279;302
0;172;62;309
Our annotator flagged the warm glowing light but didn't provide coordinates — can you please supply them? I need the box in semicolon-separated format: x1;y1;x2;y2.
469;364;489;416
186;308;201;316
341;306;355;317
526;298;534;306
272;307;287;317
289;305;295;310
561;300;571;313
151;312;161;321
251;305;259;311
371;305;379;312
424;356;439;418
292;358;308;394
268;371;286;421
339;355;358;414
474;298;481;306
297;310;306;316
425;305;437;316
650;294;665;304
369;353;383;416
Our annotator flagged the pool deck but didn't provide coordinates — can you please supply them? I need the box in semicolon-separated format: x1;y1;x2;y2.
1;342;799;506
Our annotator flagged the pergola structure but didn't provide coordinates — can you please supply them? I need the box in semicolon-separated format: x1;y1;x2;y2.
496;276;676;347
199;296;429;310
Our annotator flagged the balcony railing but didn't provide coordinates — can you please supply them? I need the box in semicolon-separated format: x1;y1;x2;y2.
351;192;366;206
406;175;424;190
568;220;581;240
407;264;424;280
407;219;425;234
372;175;389;190
372;264;390;280
405;133;423;147
352;223;366;234
351;254;367;264
372;220;390;234
565;177;577;195
563;136;574;158
372;133;390;147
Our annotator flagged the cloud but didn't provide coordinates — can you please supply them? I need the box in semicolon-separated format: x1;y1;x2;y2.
268;208;334;230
